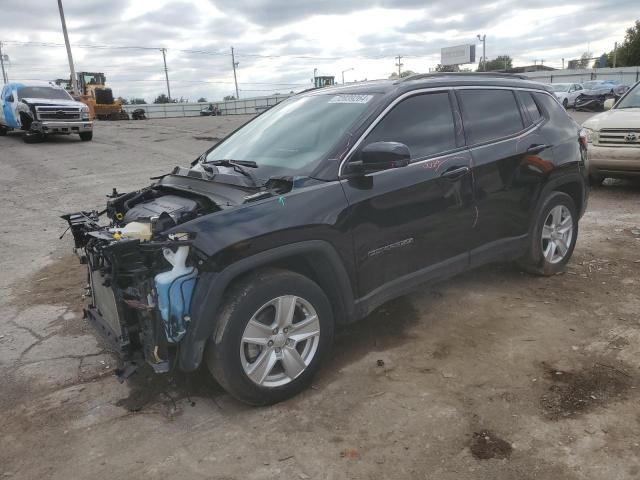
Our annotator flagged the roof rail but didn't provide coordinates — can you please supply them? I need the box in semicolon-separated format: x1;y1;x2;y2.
401;72;530;82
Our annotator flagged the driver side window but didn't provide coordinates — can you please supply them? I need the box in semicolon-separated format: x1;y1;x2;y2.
360;92;457;161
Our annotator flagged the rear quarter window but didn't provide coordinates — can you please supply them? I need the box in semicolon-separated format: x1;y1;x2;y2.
458;89;524;144
532;92;572;123
518;91;543;124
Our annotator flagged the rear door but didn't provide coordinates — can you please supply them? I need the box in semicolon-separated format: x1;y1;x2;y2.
457;88;553;264
341;90;474;300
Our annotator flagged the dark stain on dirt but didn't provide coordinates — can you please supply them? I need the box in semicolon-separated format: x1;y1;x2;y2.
326;296;419;370
432;343;451;359
10;254;86;313
469;430;513;460
193;135;221;142
540;362;633;420
116;364;225;415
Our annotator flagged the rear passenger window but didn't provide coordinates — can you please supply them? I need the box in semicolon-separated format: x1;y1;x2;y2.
458;89;524;144
519;92;542;124
363;92;456;160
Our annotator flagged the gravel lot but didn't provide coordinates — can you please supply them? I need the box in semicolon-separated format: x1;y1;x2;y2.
1;113;639;480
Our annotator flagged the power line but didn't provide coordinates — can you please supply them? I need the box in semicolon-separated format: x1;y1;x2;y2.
0;39;421;61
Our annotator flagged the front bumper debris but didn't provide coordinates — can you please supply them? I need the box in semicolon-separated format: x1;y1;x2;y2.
62;209;201;376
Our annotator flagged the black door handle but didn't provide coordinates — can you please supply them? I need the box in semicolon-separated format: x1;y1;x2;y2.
526;144;551;155
440;166;470;180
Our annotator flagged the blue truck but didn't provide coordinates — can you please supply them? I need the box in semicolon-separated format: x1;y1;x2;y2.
0;82;93;143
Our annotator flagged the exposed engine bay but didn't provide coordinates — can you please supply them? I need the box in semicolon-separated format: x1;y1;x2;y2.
63;164;293;379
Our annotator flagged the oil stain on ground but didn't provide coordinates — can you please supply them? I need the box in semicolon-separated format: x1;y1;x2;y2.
10;253;86;312
115;364;225;416
469;430;513;460
540;362;633;420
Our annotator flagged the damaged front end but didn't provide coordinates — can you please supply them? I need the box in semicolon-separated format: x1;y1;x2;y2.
62;184;214;380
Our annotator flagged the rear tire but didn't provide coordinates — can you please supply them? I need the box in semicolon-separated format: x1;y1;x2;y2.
0;126;7;136
518;192;578;276
79;132;93;141
205;268;334;406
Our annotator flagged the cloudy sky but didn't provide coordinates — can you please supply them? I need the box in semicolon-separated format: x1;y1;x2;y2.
0;0;634;102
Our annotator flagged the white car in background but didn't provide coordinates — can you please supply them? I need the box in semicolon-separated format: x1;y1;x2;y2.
582;81;640;185
549;83;584;109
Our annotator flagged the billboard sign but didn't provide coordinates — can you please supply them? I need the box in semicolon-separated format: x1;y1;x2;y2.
441;45;476;66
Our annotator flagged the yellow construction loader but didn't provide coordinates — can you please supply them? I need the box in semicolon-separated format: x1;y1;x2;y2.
56;72;129;120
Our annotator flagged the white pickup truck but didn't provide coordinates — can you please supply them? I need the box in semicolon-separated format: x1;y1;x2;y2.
0;82;93;143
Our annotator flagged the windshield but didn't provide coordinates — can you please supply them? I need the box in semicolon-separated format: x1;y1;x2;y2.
205;93;377;177
551;84;570;92
616;82;640;109
17;86;72;101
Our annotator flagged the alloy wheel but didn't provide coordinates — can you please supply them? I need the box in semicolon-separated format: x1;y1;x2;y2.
541;205;573;264
240;295;321;387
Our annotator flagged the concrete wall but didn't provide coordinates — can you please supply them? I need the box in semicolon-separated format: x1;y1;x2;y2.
520;66;640;85
122;94;292;119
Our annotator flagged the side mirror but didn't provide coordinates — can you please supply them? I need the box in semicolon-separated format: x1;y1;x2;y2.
346;141;410;176
604;98;615;110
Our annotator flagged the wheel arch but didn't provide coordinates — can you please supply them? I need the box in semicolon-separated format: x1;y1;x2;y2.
552;180;584;216
178;240;355;372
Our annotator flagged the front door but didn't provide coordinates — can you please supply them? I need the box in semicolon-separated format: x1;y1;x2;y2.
341;90;474;302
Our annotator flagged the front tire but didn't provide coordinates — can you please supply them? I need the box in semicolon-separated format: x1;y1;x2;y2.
205;268;334;405
518;192;578;276
0;126;7;136
562;98;568;109
79;131;93;141
589;174;604;186
23;131;44;143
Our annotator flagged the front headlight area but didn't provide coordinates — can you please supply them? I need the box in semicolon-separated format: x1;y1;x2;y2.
583;127;598;144
81;105;90;120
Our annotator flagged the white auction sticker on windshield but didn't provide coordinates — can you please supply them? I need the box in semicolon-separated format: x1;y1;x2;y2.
328;94;373;104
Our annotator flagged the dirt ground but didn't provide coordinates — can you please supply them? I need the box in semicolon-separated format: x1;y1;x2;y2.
1;113;639;480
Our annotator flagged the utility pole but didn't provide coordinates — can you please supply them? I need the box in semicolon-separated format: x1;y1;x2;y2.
161;48;171;101
477;34;486;71
562;58;565;69
57;0;78;94
231;47;239;99
0;42;7;84
395;55;403;77
613;42;617;68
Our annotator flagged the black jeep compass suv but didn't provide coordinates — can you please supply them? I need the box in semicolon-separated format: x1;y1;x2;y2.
65;73;589;405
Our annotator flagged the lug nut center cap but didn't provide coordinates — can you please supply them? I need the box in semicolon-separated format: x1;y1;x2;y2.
273;333;287;348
